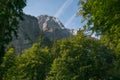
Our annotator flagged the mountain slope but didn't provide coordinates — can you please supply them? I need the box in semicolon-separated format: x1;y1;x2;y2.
11;14;41;53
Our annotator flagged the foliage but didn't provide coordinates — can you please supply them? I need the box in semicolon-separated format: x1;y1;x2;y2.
78;0;120;53
46;31;115;80
0;0;26;63
0;48;16;79
3;44;52;80
0;31;118;80
79;0;120;34
78;1;120;78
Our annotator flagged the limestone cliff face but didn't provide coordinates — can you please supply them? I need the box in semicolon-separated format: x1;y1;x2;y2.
11;14;71;53
37;15;70;40
11;15;40;53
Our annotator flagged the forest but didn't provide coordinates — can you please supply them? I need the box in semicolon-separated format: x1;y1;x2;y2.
0;0;120;80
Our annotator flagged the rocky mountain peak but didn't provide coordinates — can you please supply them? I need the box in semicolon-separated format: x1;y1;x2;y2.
37;15;65;31
37;15;70;40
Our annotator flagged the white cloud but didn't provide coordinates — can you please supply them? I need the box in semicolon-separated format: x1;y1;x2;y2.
54;0;73;18
65;13;76;28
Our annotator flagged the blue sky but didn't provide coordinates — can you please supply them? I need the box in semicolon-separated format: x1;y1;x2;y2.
23;0;85;29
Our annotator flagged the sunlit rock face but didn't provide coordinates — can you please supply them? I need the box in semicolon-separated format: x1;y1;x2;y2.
11;14;41;53
37;15;71;40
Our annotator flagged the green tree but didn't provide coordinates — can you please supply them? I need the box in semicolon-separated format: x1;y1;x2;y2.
3;44;52;80
79;0;120;34
46;31;115;80
78;0;120;53
0;0;26;63
78;0;120;79
0;48;16;79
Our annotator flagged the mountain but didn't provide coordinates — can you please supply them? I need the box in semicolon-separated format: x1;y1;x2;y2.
11;14;71;53
37;15;70;40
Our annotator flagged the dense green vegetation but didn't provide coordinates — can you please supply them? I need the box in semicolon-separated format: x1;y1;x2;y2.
0;31;118;80
0;0;26;63
0;0;120;80
78;0;120;53
78;0;120;79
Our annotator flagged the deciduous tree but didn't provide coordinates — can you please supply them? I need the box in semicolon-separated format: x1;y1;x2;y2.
0;0;26;63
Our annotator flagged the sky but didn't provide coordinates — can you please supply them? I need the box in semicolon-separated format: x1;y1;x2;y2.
23;0;85;29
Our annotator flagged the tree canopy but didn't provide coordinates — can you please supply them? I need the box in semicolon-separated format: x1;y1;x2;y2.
78;0;120;53
46;31;115;80
0;0;26;63
2;44;52;80
79;0;120;34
